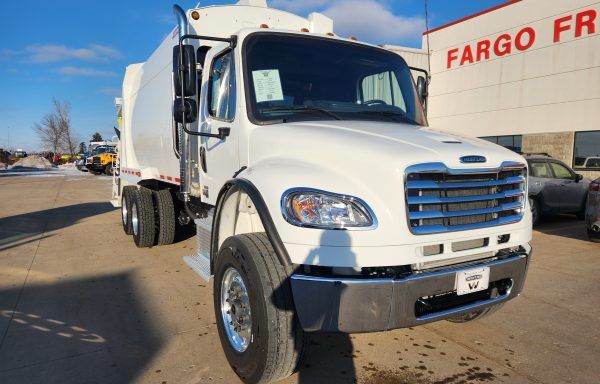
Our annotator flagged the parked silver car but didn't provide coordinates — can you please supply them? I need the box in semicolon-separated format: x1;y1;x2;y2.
585;177;600;242
525;155;589;225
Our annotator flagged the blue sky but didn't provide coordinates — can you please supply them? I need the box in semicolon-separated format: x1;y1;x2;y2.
0;0;504;151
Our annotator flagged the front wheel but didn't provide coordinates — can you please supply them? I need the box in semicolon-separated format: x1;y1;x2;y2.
529;197;540;226
214;233;308;384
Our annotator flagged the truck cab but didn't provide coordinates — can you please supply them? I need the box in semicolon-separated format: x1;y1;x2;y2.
116;2;532;383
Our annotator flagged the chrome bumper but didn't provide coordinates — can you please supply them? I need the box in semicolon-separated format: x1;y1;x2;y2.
291;245;530;333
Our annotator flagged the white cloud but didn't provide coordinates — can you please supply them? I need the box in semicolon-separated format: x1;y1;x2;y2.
269;0;424;44
7;44;123;63
57;66;117;78
96;87;121;95
88;44;122;60
323;0;424;44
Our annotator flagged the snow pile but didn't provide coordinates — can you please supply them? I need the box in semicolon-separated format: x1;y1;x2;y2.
10;155;53;169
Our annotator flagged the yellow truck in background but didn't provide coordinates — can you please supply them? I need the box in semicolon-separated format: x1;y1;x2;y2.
85;144;117;175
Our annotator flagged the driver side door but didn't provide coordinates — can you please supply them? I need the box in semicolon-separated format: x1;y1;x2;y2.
199;47;239;205
548;161;584;212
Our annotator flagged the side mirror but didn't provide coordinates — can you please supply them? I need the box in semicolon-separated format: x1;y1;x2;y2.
174;98;198;124
416;75;428;104
173;45;197;97
575;173;583;182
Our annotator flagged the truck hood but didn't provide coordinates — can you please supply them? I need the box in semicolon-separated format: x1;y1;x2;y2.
248;120;525;171
245;120;530;250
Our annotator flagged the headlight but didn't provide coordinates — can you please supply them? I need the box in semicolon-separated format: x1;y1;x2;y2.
281;188;377;229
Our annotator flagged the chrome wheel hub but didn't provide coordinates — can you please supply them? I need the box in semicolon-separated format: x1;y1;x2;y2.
121;199;128;226
220;267;252;352
131;204;139;236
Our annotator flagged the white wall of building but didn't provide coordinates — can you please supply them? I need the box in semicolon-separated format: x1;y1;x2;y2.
423;0;600;138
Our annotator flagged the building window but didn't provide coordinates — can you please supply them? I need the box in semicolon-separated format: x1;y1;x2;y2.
573;131;600;170
480;135;522;153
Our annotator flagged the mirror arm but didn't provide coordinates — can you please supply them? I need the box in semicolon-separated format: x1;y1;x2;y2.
181;125;230;140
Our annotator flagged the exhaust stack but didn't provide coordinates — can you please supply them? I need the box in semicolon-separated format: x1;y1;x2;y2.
173;4;191;200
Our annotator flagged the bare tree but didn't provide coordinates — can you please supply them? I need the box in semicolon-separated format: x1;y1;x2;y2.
33;98;79;159
33;112;62;156
53;98;78;157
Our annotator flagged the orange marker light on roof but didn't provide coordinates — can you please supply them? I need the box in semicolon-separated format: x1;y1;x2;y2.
326;32;334;36
260;24;269;28
349;36;358;41
191;11;200;20
300;28;309;32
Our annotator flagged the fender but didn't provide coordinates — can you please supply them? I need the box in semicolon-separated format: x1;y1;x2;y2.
211;178;292;267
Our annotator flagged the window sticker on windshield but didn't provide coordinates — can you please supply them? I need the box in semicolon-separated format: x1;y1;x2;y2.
252;69;284;103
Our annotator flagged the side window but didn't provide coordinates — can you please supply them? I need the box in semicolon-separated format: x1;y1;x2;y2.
208;50;235;121
529;161;552;178
360;71;406;111
550;162;574;180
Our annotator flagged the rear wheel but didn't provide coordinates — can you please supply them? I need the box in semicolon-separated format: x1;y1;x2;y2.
131;187;155;248
153;189;176;246
121;186;136;235
214;233;308;384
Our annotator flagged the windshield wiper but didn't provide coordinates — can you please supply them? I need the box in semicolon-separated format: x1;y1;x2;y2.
357;110;418;125
260;106;343;121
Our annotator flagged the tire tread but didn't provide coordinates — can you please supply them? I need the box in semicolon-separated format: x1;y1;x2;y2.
153;189;176;246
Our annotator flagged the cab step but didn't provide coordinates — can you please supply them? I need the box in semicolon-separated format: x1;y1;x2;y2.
183;212;214;282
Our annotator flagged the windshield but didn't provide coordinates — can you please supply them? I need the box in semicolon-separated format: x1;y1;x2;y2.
91;147;115;155
244;33;427;126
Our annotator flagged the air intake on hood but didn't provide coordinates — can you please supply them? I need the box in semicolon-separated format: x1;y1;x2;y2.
405;162;526;235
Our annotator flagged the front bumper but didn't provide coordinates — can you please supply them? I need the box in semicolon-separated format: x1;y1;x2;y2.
291;245;530;333
85;163;105;171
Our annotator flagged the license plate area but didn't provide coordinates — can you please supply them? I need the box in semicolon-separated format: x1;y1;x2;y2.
455;267;490;296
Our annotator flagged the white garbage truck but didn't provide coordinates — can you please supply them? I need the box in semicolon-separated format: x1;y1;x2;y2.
116;1;532;382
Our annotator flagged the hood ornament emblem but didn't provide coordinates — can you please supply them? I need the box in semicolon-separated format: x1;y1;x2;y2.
460;155;486;163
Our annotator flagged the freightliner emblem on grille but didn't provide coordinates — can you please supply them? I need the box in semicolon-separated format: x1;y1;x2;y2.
460;155;487;163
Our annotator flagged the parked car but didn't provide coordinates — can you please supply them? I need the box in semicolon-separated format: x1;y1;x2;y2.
585;177;600;242
525;154;589;225
582;157;600;169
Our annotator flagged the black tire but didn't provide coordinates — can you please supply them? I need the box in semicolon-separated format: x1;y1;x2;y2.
131;187;155;248
153;189;176;246
121;186;136;235
529;197;540;226
104;163;114;176
214;233;308;384
446;303;504;323
587;229;600;243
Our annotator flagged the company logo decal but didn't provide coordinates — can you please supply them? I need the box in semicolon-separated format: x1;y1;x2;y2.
460;155;487;163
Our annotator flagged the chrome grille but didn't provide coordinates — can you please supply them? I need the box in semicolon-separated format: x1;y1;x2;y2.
405;162;526;235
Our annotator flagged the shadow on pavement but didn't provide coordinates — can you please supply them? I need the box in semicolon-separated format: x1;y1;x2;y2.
275;231;357;383
534;214;588;241
0;202;116;250
0;272;165;384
